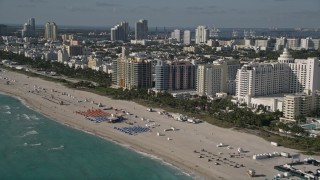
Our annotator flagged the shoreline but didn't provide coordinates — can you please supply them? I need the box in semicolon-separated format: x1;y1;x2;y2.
1;69;318;179
0;90;199;179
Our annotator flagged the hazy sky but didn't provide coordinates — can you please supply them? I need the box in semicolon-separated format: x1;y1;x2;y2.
0;0;319;28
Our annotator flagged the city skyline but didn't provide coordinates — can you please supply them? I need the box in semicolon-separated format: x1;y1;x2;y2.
0;0;319;28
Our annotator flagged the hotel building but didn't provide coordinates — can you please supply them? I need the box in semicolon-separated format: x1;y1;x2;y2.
196;59;240;96
155;60;196;91
112;47;152;89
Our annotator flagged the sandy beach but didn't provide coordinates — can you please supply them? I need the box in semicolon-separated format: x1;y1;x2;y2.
0;69;317;179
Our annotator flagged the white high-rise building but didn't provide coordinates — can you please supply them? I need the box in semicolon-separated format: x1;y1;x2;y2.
286;38;300;50
274;37;286;51
236;63;289;99
255;39;269;49
288;57;320;93
236;49;320;102
300;38;320;50
310;39;320;50
183;30;191;45
300;38;311;50
195;26;209;44
44;22;58;41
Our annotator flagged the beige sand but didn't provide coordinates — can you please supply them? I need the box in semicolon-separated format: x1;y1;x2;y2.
0;69;316;180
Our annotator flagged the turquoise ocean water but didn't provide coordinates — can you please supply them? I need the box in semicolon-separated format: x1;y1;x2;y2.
0;93;193;180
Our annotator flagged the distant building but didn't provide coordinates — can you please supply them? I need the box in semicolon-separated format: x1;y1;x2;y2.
87;55;102;69
195;26;209;44
171;29;181;42
183;30;191;45
207;39;218;47
0;24;7;36
44;50;57;61
44;22;58;41
254;39;269;50
111;21;129;42
155;60;196;91
57;47;69;62
299;37;320;50
21;18;36;38
274;37;286;51
66;45;82;56
218;40;233;47
183;46;199;53
135;19;148;40
61;34;75;42
28;18;35;37
286;38;300;50
310;39;320;50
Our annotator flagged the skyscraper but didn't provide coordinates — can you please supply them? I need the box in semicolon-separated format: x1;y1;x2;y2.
172;29;181;42
111;21;129;42
135;19;148;40
196;59;240;96
183;30;191;45
0;24;7;36
44;22;58;41
21;18;36;38
155;60;196;91
112;47;152;89
235;49;320;101
28;18;35;37
195;26;209;44
58;47;69;63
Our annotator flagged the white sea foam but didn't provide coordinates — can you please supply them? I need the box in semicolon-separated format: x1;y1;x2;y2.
83;130;95;136
22;114;30;120
3;111;11;114
29;115;40;120
3;105;10;110
29;143;42;146
26;126;34;129
23;142;42;146
134;150;193;178
20;130;38;137
48;145;64;151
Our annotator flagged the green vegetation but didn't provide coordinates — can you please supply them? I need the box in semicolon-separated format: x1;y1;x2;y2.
0;51;111;86
1;50;320;154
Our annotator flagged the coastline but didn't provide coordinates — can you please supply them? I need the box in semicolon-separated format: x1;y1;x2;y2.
0;85;200;179
1;69;317;179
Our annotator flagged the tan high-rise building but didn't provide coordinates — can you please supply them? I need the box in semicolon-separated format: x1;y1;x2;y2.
44;22;58;41
197;59;240;96
280;90;320;122
88;55;102;69
183;30;191;45
112;47;152;89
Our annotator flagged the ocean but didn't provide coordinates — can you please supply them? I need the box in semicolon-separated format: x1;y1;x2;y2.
0;93;193;180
